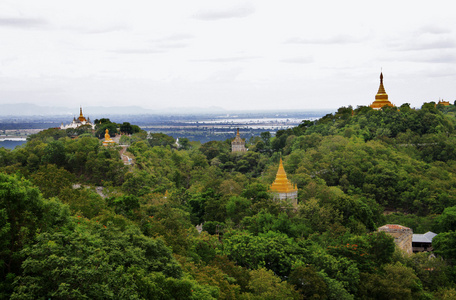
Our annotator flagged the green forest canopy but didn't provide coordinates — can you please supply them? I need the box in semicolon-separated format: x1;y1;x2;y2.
2;103;456;299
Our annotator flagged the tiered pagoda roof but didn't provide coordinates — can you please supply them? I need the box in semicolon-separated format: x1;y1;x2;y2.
269;158;298;194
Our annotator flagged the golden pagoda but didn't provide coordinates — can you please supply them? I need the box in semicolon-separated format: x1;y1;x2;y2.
231;128;247;153
269;158;298;206
369;72;395;110
78;106;88;122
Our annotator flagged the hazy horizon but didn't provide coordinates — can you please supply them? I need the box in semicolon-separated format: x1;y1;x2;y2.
0;102;336;117
1;1;455;111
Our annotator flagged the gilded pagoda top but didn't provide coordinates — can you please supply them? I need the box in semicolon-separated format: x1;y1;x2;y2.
269;158;298;194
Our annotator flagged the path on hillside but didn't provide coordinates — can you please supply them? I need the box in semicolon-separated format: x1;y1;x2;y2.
118;141;133;165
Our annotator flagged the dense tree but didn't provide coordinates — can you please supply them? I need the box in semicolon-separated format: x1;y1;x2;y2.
436;206;456;232
358;262;426;300
4;106;456;298
0;173;71;297
148;132;175;147
11;223;197;299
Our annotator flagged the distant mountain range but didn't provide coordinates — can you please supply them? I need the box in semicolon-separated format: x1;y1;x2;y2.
0;103;333;117
0;103;228;117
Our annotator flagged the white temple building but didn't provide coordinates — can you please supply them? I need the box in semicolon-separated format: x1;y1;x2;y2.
61;107;95;130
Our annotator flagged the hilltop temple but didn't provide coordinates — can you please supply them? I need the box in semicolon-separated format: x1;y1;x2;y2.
369;73;395;110
61;107;95;130
269;158;298;207
438;99;450;106
231;128;247;153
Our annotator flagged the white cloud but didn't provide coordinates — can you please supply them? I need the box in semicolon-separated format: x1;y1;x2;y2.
193;3;255;20
280;57;314;64
0;0;455;111
285;35;364;45
0;17;47;28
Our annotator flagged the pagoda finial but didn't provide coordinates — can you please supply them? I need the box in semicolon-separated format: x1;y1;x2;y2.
237;128;240;136
376;72;386;95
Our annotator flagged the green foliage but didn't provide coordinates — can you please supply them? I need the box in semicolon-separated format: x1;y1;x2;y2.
245;268;300;299
5;105;456;298
27;128;67;142
0;173;71;297
30;164;75;199
384;212;438;234
404;252;452;292
288;265;328;299
119;122;141;135
58;186;106;219
226;196;251;224
107;195;140;218
437;206;456;232
433;231;456;262
11;222;185;299
358;262;425;300
221;230;301;278
94;118;118;138
148;132;175;147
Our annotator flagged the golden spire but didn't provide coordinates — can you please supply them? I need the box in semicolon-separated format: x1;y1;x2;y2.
376;72;387;96
78;106;87;122
370;72;394;110
269;158;298;194
236;128;240;136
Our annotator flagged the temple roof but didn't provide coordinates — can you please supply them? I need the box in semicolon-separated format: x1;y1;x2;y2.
412;231;437;243
378;224;412;231
269;158;298;194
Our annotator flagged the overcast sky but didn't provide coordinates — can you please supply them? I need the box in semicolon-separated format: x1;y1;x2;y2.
0;0;455;112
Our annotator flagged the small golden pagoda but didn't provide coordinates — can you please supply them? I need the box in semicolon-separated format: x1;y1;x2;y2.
269;158;298;206
231;128;247;153
103;129;115;147
369;72;395;110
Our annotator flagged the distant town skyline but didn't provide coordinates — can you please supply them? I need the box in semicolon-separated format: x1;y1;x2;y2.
0;0;455;112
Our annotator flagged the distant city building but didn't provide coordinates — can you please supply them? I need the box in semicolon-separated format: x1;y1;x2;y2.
231;128;247;153
378;224;413;254
269;158;298;207
412;231;437;253
61;107;95;130
369;72;395;110
103;129;115;147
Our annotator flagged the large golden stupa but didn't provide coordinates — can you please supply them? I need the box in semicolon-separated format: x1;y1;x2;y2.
369;72;395;110
269;158;298;206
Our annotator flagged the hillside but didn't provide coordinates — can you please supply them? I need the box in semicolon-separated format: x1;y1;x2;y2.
2;103;456;299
